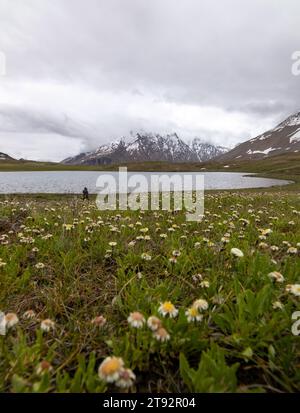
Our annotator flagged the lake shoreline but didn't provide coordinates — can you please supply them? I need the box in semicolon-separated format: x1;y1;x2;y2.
0;171;292;194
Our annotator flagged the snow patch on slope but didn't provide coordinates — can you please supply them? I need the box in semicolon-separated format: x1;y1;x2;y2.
289;130;300;143
247;147;282;155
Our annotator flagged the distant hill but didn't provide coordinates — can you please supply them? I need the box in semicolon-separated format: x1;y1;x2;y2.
0;152;16;162
218;111;300;161
62;133;228;165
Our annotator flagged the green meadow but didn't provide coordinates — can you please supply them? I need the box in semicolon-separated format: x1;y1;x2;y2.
0;188;299;392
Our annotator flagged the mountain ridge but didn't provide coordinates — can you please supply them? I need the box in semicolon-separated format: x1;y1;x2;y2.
218;111;300;161
62;133;228;165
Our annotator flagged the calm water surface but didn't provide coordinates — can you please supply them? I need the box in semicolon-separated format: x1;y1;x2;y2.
0;171;292;194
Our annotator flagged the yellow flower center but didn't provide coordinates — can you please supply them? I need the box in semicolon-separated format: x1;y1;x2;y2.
163;302;174;312
189;308;198;317
101;358;122;375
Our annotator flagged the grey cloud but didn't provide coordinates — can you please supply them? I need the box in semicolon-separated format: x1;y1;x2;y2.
0;106;96;140
0;0;299;160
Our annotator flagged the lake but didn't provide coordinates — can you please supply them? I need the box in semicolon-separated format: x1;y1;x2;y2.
0;171;292;194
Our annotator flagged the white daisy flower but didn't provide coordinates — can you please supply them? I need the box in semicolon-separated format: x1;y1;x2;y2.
289;284;300;297
153;327;170;342
127;312;145;328
98;356;124;383
158;301;178;318
268;271;285;283
230;248;244;258
192;298;209;311
40;319;55;332
147;316;162;331
185;307;203;323
5;313;19;329
115;368;136;388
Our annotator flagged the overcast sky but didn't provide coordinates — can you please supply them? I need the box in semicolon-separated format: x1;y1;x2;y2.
0;0;299;161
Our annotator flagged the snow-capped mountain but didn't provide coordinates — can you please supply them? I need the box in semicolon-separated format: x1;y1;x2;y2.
63;133;228;165
218;111;300;161
190;138;228;161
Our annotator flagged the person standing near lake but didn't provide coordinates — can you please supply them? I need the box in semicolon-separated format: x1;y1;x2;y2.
82;187;89;201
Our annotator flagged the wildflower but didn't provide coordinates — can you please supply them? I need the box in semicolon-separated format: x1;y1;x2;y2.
172;250;181;257
23;310;36;320
35;262;45;269
193;298;209;311
127;312;145;328
158;301;178;318
5;313;19;328
272;301;284;310
287;247;298;255
258;242;269;250
153;327;170;342
169;257;177;264
147;316;162;331
270;245;279;252
231;248;244;258
98;356;124;383
36;360;53;375
185;307;203;322
141;253;152;261
200;280;210;288
289;284;300;297
192;273;203;282
262;228;272;236
109;242;117;247
268;271;285;283
116;368;136;388
63;224;74;231
40;319;55;332
91;315;107;327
